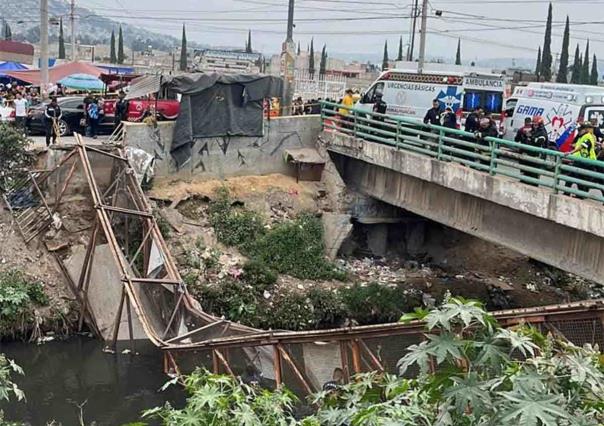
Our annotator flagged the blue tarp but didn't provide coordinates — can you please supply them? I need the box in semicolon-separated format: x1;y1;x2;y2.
0;61;28;75
58;73;104;91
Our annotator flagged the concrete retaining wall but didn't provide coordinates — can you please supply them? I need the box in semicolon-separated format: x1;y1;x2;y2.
122;116;322;179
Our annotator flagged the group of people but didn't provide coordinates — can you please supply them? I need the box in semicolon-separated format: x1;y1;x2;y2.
0;84;42;132
292;96;329;115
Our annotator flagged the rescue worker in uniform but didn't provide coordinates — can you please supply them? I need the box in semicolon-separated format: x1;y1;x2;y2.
423;99;442;125
565;121;597;198
514;117;533;144
442;107;457;129
518;116;547;185
464;107;483;133
114;90;129;130
372;92;388;136
44;96;62;146
474;115;498;167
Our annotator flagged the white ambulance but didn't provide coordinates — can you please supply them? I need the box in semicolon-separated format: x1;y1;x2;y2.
354;66;506;121
504;82;604;150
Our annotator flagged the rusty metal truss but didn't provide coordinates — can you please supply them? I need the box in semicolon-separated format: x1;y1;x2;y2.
3;134;604;397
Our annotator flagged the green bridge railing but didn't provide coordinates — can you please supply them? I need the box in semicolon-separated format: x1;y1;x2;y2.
321;100;604;203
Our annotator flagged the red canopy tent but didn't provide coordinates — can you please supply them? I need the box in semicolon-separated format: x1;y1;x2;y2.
2;61;103;86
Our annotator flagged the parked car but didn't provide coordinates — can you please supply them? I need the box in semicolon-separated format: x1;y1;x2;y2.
102;97;180;122
27;96;114;136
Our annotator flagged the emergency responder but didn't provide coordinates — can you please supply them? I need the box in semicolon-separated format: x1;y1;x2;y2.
464;107;483;133
518;116;547;185
564;121;597;198
474;115;498;167
514;117;533;144
423;99;442;125
372;92;388;136
44;96;62;146
339;89;355;130
442;107;457;129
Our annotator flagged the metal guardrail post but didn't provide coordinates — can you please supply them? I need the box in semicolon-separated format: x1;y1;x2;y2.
553;155;562;194
489;140;497;176
437;129;444;160
396;120;401;149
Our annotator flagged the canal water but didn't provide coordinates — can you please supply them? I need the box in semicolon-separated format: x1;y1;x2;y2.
0;336;184;425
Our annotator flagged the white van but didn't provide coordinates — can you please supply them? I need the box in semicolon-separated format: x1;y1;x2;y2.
504;82;604;150
355;68;506;121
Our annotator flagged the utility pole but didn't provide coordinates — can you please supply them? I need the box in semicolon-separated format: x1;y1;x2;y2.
407;0;419;61
40;0;49;96
417;0;428;73
281;0;295;115
70;0;76;61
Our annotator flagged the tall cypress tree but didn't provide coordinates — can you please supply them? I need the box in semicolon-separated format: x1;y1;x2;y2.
591;54;599;85
297;41;300;56
309;38;315;78
571;44;581;83
246;30;252;53
455;39;461;65
382;40;389;71
58;18;66;59
319;45;327;77
117;26;125;64
556;16;570;83
535;46;542;79
397;36;403;61
541;2;553;81
179;24;187;71
3;23;11;41
582;41;590;84
110;29;117;64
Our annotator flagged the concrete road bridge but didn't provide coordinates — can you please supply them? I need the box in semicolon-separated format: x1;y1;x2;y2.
321;101;604;286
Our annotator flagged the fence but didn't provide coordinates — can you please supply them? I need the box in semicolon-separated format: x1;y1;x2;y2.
321;101;604;203
294;71;347;102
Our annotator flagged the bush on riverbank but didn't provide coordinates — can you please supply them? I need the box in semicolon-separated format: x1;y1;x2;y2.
0;270;49;338
208;188;344;281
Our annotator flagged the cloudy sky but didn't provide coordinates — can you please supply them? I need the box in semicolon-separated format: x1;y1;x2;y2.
76;0;604;63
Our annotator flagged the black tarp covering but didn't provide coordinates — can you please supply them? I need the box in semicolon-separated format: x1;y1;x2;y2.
166;73;283;168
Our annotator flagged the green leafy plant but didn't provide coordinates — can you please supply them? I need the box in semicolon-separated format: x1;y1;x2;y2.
246;214;344;281
241;260;277;293
208;187;265;248
0;269;49;337
143;369;299;426
0;123;35;193
0;354;25;426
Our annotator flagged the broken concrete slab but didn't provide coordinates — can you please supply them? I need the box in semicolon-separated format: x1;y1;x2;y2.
64;244;147;341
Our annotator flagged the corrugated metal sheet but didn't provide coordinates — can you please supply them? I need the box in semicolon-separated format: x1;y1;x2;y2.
126;75;162;100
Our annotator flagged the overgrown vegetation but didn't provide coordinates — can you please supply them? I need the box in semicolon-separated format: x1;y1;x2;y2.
208;187;344;281
0;124;35;193
141;299;604;425
0;270;49;338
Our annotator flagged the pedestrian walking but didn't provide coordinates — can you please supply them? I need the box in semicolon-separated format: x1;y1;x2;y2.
44;97;62;146
87;98;100;139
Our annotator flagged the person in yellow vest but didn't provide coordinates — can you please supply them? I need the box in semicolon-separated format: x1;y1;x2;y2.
564;121;598;198
338;89;355;130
